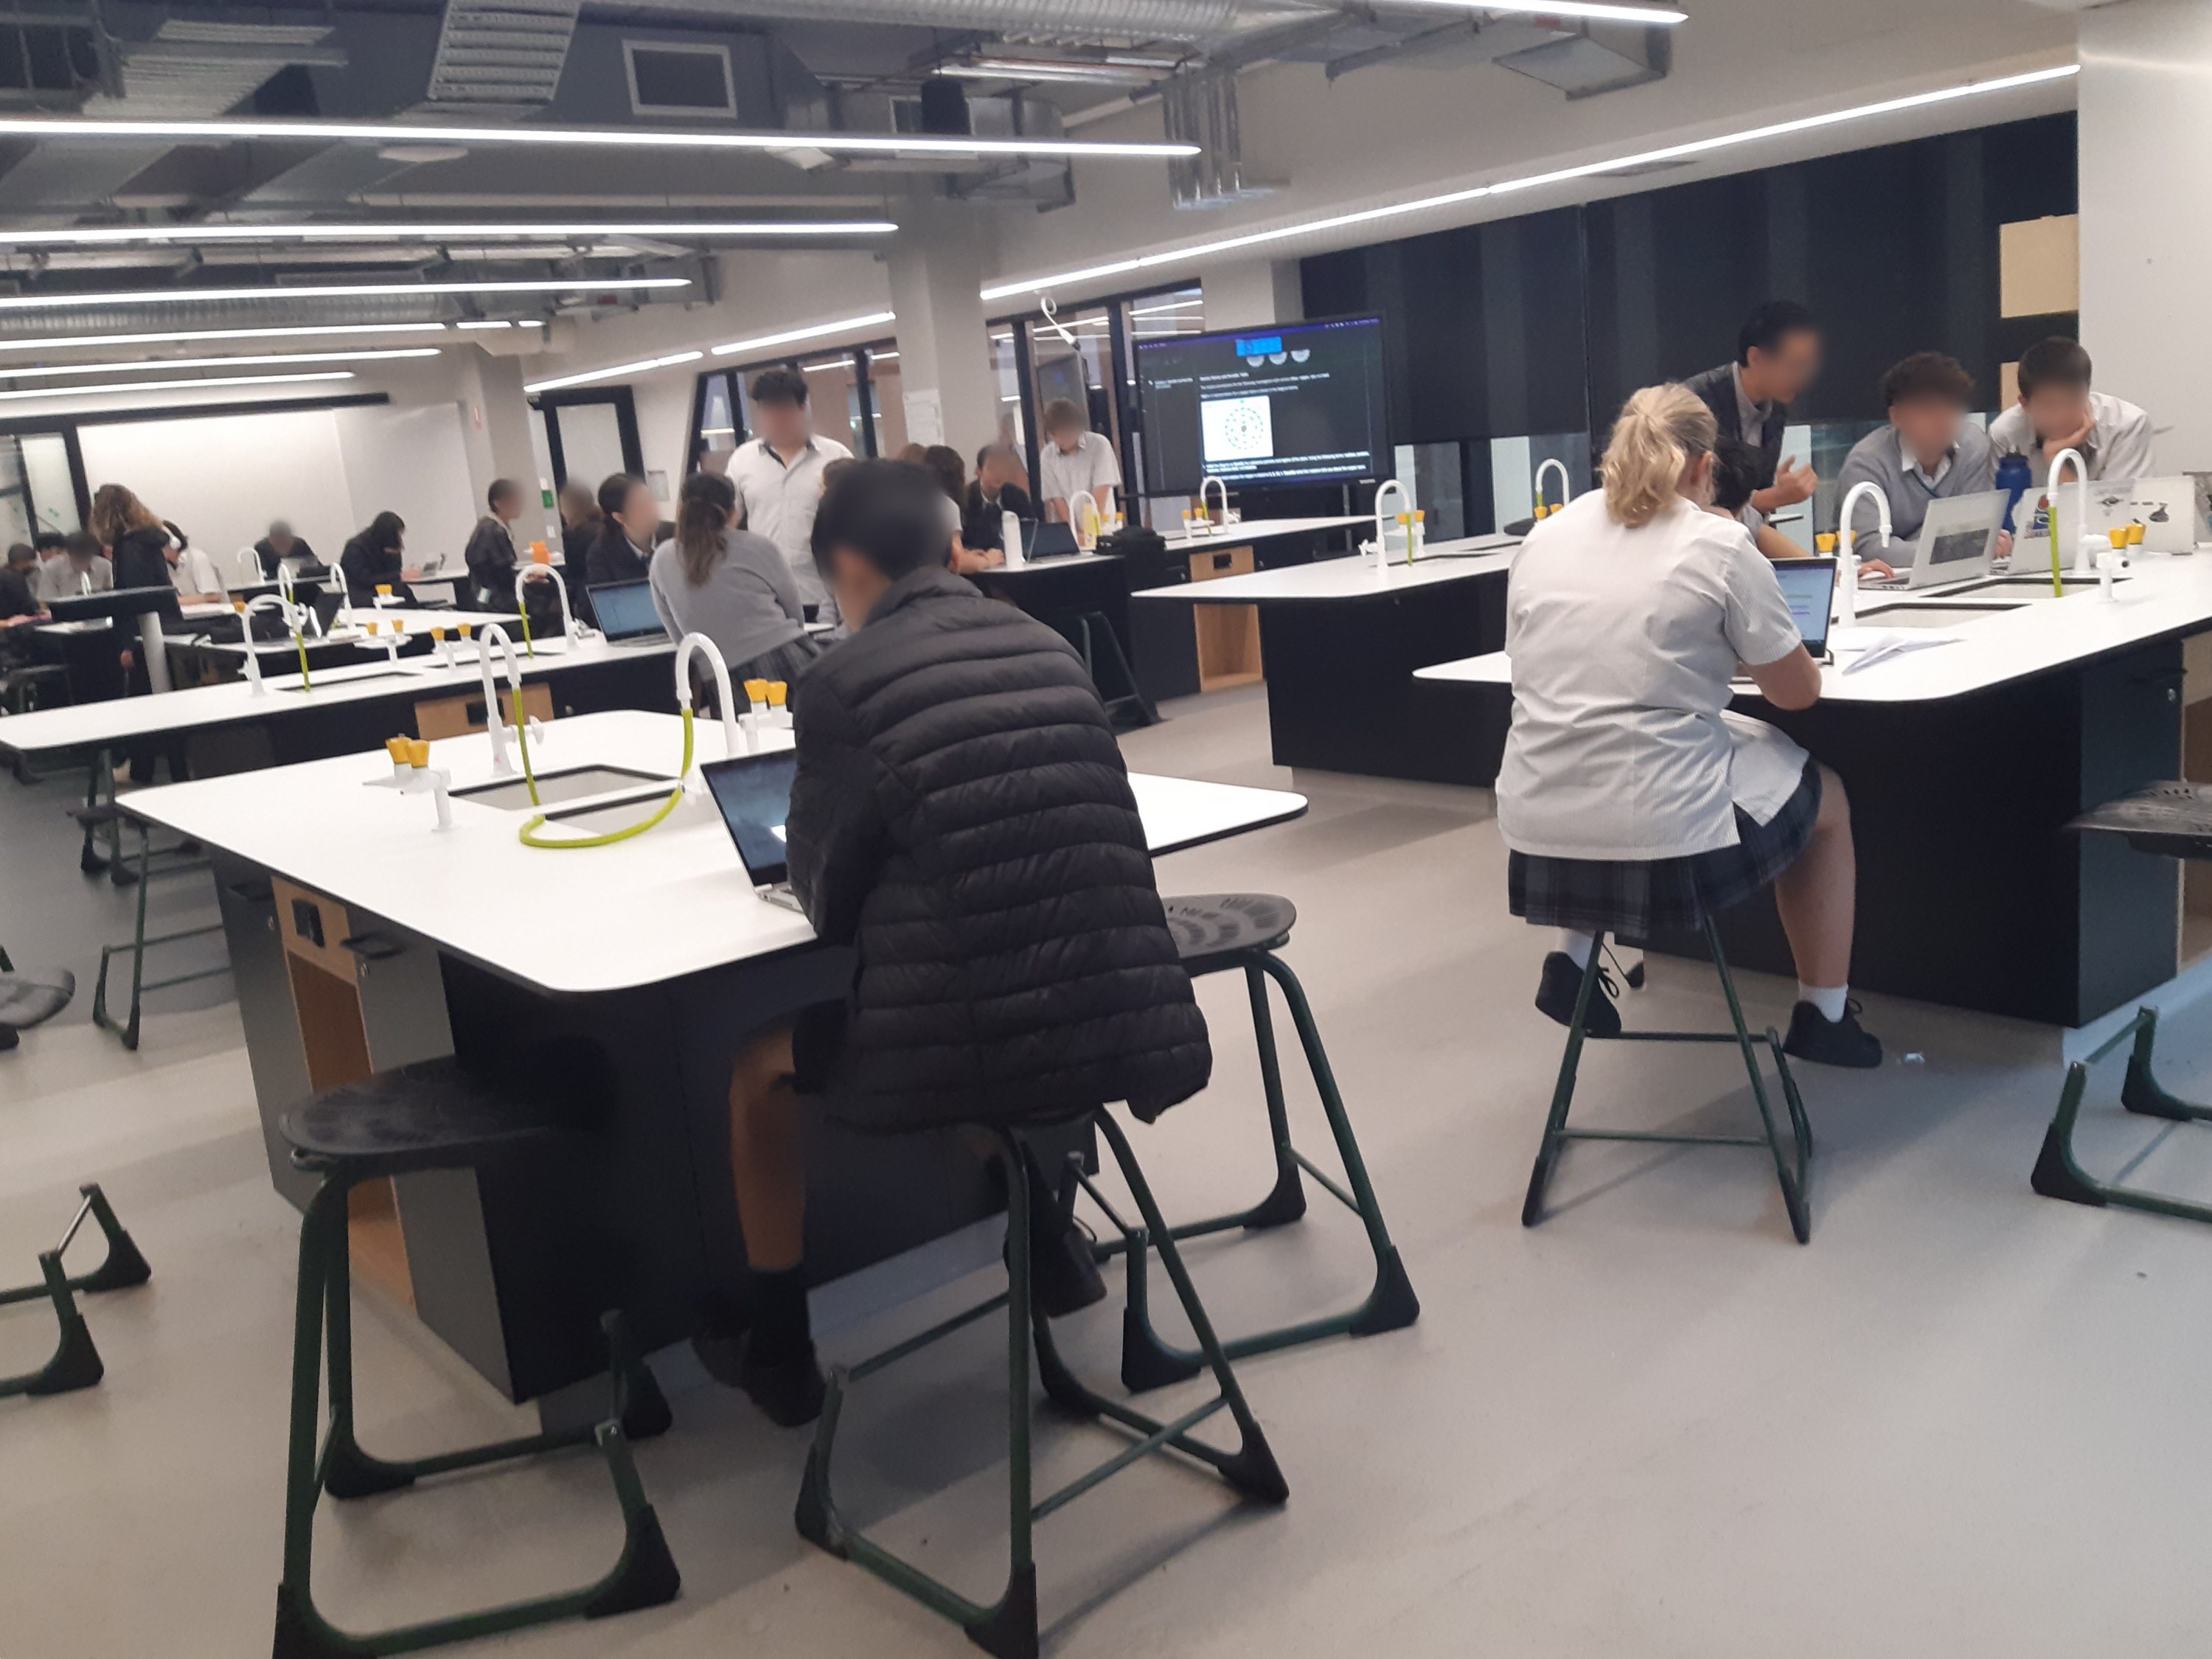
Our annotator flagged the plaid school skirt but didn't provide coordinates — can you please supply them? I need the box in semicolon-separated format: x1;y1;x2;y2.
1508;759;1822;939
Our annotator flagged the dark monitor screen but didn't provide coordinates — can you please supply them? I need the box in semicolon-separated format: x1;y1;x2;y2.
588;580;665;641
703;750;797;886
1135;315;1388;496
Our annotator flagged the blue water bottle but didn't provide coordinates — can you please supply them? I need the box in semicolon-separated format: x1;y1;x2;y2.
1996;451;2032;533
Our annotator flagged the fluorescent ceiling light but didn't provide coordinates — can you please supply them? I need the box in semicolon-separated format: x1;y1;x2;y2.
0;276;688;313
456;319;513;330
1380;0;1686;22
0;220;897;248
941;60;1161;86
0;369;355;403
801;358;852;373
526;349;703;394
869;349;899;362
0;321;447;354
1128;297;1204;317
710;310;897;358
0;114;1194;161
0;347;438;380
980;63;2080;301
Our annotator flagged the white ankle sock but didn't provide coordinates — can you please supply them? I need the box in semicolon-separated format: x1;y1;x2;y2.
1798;982;1848;1023
1558;929;1595;969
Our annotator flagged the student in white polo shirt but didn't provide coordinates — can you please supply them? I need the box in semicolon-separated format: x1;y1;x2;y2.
1036;397;1121;526
1989;337;2154;485
1497;383;1880;1068
728;367;853;625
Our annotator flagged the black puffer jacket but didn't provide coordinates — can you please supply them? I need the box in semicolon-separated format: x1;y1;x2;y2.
787;565;1210;1131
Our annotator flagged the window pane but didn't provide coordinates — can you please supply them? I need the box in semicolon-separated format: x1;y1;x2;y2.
1489;431;1593;532
801;354;863;455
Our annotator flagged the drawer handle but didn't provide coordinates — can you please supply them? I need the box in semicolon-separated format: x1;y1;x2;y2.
1212;554;1234;571
289;897;324;948
339;932;405;961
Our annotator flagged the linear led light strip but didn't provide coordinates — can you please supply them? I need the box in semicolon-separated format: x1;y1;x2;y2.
526;349;703;394
0;321;449;354
709;310;896;358
0;115;1194;160
0;220;897;248
980;63;2080;301
1384;0;1687;21
456;319;543;330
0;369;354;403
0;276;688;313
0;347;439;380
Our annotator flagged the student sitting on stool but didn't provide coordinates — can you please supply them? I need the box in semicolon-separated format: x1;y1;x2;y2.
1497;383;1881;1068
700;459;1212;1425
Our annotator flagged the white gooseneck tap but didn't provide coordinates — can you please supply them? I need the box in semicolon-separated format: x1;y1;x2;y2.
1836;479;1892;630
237;594;291;696
1371;477;1410;569
477;622;530;778
1534;457;1572;515
234;544;262;585
2047;447;2090;581
673;632;742;776
1199;475;1229;529
513;564;580;651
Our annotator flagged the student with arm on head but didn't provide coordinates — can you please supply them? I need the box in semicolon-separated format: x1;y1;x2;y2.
727;367;853;627
1834;352;2006;566
1037;397;1121;526
648;470;818;688
697;459;1211;1424
1989;337;2154;485
1683;301;1823;524
1498;383;1879;1068
338;512;412;605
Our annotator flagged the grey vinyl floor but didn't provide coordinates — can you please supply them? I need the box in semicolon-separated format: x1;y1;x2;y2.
5;684;2212;1658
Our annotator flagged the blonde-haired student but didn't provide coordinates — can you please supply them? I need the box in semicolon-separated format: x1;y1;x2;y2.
1495;382;1879;1067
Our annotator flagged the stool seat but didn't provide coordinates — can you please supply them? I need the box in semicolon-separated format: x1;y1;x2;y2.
280;1057;564;1178
1164;894;1296;977
0;969;74;1031
2069;782;2212;860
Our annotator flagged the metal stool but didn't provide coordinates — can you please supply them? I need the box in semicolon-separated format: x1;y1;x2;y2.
1096;894;1416;1393
0;1184;151;1399
0;941;73;1054
796;1110;1287;1659
2034;783;2212;1223
1524;917;1814;1245
89;818;226;1050
272;1059;679;1659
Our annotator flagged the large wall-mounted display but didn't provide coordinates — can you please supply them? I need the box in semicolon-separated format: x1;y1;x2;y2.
1135;315;1389;496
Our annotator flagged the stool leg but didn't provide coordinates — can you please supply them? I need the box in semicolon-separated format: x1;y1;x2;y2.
1241;961;1310;1229
1705;919;1811;1245
1523;935;1606;1227
0;1251;105;1399
273;1180;344;1658
1256;953;1419;1336
319;1194;417;1502
77;752;105;877
2121;1007;2212;1122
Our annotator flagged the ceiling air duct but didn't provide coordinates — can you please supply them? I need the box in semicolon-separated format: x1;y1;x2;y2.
1161;67;1270;209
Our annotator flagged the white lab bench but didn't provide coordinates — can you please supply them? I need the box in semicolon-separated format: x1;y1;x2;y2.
1422;549;2212;1026
123;711;1307;1408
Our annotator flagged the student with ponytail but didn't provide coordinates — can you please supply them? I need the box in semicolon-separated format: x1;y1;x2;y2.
1495;383;1879;1068
649;470;821;693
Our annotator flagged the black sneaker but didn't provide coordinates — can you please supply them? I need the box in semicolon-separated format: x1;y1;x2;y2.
692;1318;827;1427
1024;1211;1107;1318
1783;1001;1883;1069
1534;952;1621;1038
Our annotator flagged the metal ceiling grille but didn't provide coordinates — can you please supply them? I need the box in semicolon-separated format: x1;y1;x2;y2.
425;0;583;110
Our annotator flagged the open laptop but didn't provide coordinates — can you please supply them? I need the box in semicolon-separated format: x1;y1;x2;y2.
586;579;669;645
701;748;804;911
1021;521;1081;560
1733;558;1836;686
1857;489;2006;591
2087;476;2199;554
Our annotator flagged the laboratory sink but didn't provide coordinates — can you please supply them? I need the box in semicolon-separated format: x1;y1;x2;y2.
1854;602;2024;628
451;765;675;811
1955;575;2132;599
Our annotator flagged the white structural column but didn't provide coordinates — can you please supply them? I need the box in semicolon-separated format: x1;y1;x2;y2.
887;204;1001;457
456;349;552;549
2079;0;2210;469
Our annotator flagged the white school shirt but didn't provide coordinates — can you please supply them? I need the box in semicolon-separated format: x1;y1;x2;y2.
1037;431;1120;512
170;544;227;598
727;434;852;613
1496;491;1809;862
1988;390;2155;485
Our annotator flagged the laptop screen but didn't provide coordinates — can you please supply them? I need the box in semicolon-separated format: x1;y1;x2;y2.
1771;558;1837;655
703;751;797;886
588;580;665;641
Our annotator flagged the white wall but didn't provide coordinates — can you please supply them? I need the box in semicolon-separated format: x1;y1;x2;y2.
2079;0;2208;468
77;399;481;573
78;408;356;571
